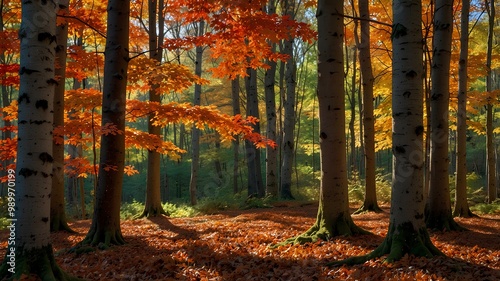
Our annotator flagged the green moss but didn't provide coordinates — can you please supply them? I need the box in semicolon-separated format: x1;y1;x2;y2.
329;221;444;266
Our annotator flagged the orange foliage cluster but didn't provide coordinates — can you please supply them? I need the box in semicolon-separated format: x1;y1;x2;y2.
1;205;498;280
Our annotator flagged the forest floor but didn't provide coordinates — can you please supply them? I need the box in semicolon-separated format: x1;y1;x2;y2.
1;203;500;280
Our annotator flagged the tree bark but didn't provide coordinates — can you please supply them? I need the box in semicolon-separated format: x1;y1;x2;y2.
280;0;296;200
189;20;205;206
138;0;168;218
245;67;264;198
354;0;382;214
426;0;464;231
486;0;496;203
275;0;366;246
264;0;278;198
453;0;475;217
231;78;241;194
0;1;80;279
332;0;443;265
81;0;130;247
50;0;74;233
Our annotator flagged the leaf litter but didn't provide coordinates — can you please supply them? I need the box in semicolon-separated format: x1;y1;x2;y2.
1;204;499;280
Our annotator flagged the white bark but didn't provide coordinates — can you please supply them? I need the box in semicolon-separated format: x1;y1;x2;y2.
16;0;57;250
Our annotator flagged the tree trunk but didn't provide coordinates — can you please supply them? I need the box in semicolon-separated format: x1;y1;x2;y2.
486;0;496;203
231;78;241;194
245;67;264;198
332;0;443;265
280;0;296;200
138;0;167;218
275;0;366;246
81;0;130;247
425;0;464;231
264;1;278;198
453;0;475;217
0;1;79;279
51;0;74;233
0;0;12;197
189;20;205;206
354;0;382;214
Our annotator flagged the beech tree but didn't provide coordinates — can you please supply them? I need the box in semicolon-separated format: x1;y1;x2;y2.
138;0;168;217
280;0;296;200
51;0;74;232
485;0;496;203
189;20;205;206
275;0;366;246
264;0;278;198
425;0;463;231
353;0;382;214
81;0;130;246
332;0;443;264
454;0;475;217
245;67;264;198
0;0;78;279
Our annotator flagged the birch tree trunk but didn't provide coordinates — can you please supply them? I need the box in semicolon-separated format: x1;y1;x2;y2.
354;0;382;214
280;0;296;200
82;0;130;247
0;0;79;279
425;0;463;231
332;0;443;265
454;0;475;217
138;0;168;217
275;0;366;246
189;20;205;206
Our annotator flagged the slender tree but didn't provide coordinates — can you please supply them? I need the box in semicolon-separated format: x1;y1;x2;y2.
485;0;496;203
354;0;382;214
0;0;79;279
81;0;130;246
138;0;168;217
280;0;296;200
425;0;464;231
264;0;278;198
231;77;241;194
454;0;475;217
245;67;264;198
51;0;74;232
275;0;367;246
189;20;205;205
332;0;443;265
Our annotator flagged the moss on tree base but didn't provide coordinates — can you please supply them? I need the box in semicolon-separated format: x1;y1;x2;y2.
134;206;168;219
453;207;477;218
50;215;77;233
329;222;444;266
426;213;467;232
78;226;125;249
271;212;369;248
353;202;384;214
0;245;83;281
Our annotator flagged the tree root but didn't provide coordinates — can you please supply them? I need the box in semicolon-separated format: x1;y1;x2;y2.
51;216;77;233
271;212;370;248
328;222;444;266
453;206;478;218
426;213;468;232
134;206;169;219
0;245;85;281
353;202;384;215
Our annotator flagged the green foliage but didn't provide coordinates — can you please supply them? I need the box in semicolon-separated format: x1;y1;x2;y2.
449;172;487;204
347;170;392;204
0;198;10;230
120;201;145;220
470;200;500;214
